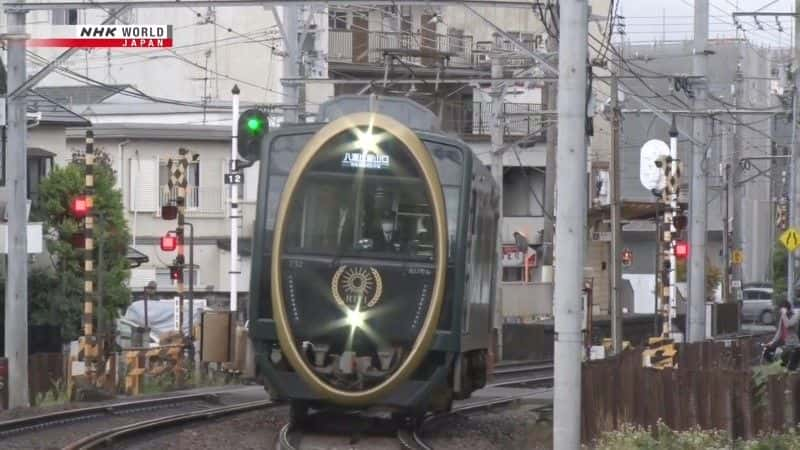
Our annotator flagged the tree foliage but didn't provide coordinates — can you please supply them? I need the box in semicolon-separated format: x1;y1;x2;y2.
32;150;132;340
676;258;723;301
773;244;788;305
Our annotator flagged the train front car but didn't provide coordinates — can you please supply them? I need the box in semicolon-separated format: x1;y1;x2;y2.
249;98;494;423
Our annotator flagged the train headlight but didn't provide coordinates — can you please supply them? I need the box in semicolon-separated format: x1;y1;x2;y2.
356;128;379;151
346;309;365;328
270;347;283;364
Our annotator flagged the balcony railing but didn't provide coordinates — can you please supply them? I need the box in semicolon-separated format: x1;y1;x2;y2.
158;185;225;216
442;102;546;139
329;30;474;66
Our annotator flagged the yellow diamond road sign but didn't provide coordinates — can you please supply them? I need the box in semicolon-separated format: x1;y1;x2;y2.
732;249;744;265
780;227;800;252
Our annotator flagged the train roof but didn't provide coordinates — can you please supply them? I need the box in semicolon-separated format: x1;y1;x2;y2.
317;95;441;133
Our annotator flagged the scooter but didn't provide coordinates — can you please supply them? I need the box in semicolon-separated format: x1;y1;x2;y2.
761;342;800;370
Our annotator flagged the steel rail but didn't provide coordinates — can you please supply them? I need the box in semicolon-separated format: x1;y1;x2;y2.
0;392;221;437
64;400;274;450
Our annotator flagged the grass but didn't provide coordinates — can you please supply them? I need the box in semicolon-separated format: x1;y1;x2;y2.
34;379;72;407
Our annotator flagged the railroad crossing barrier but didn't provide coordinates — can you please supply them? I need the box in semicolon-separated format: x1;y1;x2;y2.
641;336;678;369
123;345;186;395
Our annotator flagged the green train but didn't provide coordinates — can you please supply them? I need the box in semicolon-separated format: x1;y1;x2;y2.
244;96;499;423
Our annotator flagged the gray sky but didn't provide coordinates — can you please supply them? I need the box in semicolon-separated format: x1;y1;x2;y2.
620;0;794;47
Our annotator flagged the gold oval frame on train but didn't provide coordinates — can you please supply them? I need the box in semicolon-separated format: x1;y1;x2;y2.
270;112;448;406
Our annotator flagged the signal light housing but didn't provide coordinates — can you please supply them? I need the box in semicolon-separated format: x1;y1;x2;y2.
237;109;268;161
675;240;689;259
70;195;91;219
160;232;178;252
673;214;688;232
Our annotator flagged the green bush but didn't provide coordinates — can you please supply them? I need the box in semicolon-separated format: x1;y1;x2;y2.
591;422;800;449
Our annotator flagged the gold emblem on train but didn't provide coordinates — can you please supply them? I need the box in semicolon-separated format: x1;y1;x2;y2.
332;266;383;309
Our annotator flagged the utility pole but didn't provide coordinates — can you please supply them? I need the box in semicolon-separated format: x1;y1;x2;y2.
731;63;744;303
722;125;731;304
541;19;558;282
4;10;30;409
553;1;588;448
230;85;240;315
687;0;709;342
282;5;300;123
609;48;623;355
490;47;505;361
789;0;800;307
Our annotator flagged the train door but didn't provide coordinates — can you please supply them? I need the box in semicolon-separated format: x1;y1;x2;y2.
463;188;479;335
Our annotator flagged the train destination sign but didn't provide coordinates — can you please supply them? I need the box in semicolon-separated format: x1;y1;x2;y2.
341;151;390;169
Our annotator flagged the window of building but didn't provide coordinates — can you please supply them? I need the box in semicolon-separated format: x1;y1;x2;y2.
159;160;200;208
503;267;524;282
52;9;79;25
502;167;545;217
328;10;348;30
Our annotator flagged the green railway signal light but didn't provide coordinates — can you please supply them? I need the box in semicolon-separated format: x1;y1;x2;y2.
246;116;265;135
238;109;268;161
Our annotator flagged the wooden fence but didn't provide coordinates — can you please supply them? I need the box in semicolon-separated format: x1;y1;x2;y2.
582;336;796;444
28;352;67;404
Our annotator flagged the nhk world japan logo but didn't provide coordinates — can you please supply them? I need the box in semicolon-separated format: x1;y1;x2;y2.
29;25;173;48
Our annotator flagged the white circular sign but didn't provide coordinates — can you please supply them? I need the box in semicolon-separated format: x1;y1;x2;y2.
639;139;670;191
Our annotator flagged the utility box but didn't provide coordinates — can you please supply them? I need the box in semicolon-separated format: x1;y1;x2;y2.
200;311;233;363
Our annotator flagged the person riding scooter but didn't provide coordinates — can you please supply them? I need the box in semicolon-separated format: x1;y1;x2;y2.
764;300;799;368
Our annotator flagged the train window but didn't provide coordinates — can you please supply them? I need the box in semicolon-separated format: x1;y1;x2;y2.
269;133;313;175
282;126;437;260
266;175;286;231
426;142;463;186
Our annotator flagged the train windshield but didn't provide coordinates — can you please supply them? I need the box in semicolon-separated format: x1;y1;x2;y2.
269;129;464;258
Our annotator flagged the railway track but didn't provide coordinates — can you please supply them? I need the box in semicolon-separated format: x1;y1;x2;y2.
2;360;550;449
0;386;275;449
275;378;552;450
64;400;274;449
490;360;554;388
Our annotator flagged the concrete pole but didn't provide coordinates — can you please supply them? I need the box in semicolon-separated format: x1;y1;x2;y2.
541;31;558;280
687;0;709;342
4;10;29;409
731;65;743;302
282;5;300;123
788;0;800;307
553;1;588;448
609;51;623;355
230;86;240;314
490;51;505;361
722;126;730;304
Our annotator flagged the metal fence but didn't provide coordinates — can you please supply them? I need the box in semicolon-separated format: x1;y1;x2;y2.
158;186;225;216
581;335;790;444
328;30;473;66
441;102;545;138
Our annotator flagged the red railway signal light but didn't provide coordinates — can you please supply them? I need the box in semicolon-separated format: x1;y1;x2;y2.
169;265;183;282
675;240;689;260
70;195;91;219
160;232;178;252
